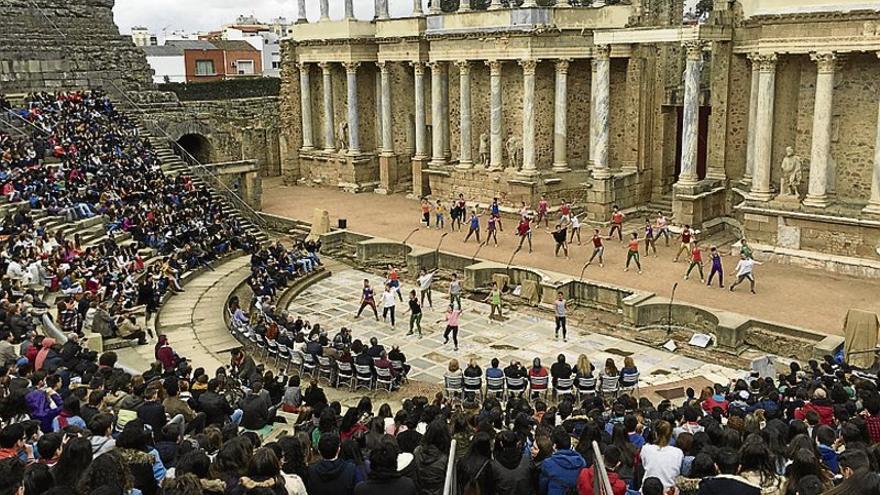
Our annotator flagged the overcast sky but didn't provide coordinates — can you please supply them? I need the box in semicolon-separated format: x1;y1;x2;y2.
113;0;696;34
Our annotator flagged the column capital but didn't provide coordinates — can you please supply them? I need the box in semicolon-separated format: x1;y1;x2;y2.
747;52;761;72
485;60;503;75
454;60;470;75
810;52;837;73
682;40;706;61
377;61;390;73
753;53;778;72
427;60;445;72
342;62;360;74
296;62;310;73
593;44;611;61
555;59;571;74
410;61;425;75
519;59;539;76
317;61;333;72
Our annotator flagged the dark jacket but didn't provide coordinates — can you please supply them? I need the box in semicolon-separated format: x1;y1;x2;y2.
307;458;358;495
491;452;533;495
697;474;762;495
413;445;448;495
197;391;233;426
354;472;417;495
239;392;271;430
137;400;167;433
117;448;160;495
538;449;586;495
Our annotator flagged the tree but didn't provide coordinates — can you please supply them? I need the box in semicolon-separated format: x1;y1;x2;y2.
695;0;713;17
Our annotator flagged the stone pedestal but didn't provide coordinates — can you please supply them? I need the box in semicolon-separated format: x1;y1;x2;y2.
672;180;726;230
378;154;399;194
412;157;429;197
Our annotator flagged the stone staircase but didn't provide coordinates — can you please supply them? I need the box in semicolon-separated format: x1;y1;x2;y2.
134;123;270;246
645;193;674;217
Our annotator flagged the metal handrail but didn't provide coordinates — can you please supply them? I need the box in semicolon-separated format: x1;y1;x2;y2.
100;78;268;229
591;440;615;495
1;108;48;138
442;439;457;495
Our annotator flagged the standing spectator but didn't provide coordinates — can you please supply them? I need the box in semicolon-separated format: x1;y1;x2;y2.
307;434;357;495
413;420;450;495
640;420;683;490
354;439;416;495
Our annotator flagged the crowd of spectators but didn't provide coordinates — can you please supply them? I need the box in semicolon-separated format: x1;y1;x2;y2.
2;92;880;495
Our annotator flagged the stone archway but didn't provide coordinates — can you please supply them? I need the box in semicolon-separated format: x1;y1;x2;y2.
176;133;214;164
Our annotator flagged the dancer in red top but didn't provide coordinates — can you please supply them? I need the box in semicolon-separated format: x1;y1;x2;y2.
585;229;605;267
684;241;705;282
536;195;550;227
516;215;533;253
608;205;624;241
624;232;642;274
673;224;694;262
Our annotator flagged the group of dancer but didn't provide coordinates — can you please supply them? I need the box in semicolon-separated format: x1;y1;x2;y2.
419;194;762;293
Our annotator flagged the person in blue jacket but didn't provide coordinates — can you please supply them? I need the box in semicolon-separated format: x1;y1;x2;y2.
539;426;586;495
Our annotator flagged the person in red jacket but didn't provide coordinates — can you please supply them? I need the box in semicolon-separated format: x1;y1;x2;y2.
795;388;835;426
577;445;628;495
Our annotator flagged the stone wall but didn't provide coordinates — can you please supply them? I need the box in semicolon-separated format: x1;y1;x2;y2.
140;97;285;178
0;0;154;96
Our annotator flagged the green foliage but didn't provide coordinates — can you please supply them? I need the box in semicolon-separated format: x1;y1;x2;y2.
158;78;280;101
695;0;713;16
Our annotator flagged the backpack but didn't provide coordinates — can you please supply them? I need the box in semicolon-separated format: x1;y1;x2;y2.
462;460;490;495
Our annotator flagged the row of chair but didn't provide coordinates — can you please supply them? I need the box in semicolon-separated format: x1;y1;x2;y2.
444;371;640;403
230;317;405;393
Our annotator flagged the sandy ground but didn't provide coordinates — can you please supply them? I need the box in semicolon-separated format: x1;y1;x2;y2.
261;178;880;337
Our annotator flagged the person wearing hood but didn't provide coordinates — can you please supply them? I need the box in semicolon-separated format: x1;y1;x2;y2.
87;413;117;457
33;337;57;371
490;430;532;495
51;394;86;431
229;447;288;495
155;335;179;371
307;433;357;495
539;426;586;495
355;439;416;495
412;419;450;495
794;388;834;426
577;445;628;495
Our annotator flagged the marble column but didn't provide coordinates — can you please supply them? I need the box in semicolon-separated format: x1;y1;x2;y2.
413;0;424;16
750;53;777;201
343;62;360;154
459;0;471;12
488;0;503;10
455;61;472;168
441;64;451;160
379;62;393;155
318;62;335;151
412;62;427;159
296;0;307;23
678;40;704;186
429;61;446;166
319;0;330;21
590;45;611;179
297;63;315;150
744;53;760;184
520;59;539;176
552;59;570;172
487;60;503;170
803;52;836;207
378;0;390;19
344;0;354;19
429;0;441;14
522;0;537;7
865;55;880;214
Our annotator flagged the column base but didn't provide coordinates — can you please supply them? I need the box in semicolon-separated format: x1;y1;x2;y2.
346;149;361;157
675;178;699;188
747;190;774;202
412;156;429;197
802;194;830;208
378;154;398;194
863;202;880;215
488;164;503;172
429;159;448;168
591;168;612;180
456;161;473;170
487;3;502;10
518;168;540;177
552;163;571;173
300;146;316;152
323;147;337;153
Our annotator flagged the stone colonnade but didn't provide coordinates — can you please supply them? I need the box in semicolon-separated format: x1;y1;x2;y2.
299;0;591;22
295;49;621;178
742;50;880;212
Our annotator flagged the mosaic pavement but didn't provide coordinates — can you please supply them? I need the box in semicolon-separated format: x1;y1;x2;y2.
286;266;744;388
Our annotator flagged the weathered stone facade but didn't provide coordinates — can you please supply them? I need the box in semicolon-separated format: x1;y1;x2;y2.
138;98;285;178
0;0;154;97
280;0;880;274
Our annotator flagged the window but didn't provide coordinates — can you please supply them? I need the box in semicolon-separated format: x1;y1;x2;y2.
271;61;280;69
236;60;255;75
195;60;215;76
